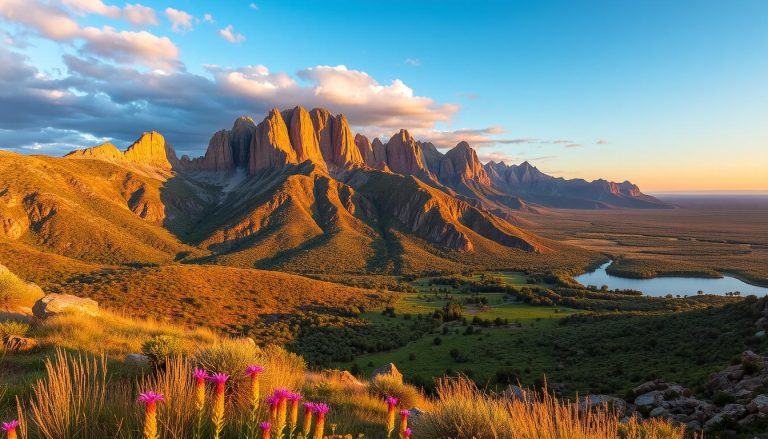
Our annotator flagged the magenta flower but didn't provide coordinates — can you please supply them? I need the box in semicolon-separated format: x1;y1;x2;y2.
400;409;410;417
260;422;271;430
287;392;302;401
303;402;315;411
385;396;399;408
312;403;330;414
245;365;264;378
138;391;165;403
266;395;279;407
208;372;229;384
404;427;412;438
192;368;209;381
2;420;20;431
273;388;290;399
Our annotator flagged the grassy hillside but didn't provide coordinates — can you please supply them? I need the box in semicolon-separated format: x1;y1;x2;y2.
0;270;683;439
44;264;392;333
0;152;208;266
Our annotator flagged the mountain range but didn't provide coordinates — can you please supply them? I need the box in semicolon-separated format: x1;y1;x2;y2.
0;106;663;275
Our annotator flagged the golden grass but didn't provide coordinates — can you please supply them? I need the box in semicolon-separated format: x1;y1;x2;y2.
413;377;686;439
34;310;219;359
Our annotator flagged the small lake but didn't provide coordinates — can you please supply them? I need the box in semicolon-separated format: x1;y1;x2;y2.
575;261;768;297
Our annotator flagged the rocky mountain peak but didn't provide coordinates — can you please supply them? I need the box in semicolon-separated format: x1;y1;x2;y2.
439;141;490;185
248;108;296;173
286;106;325;168
384;129;432;177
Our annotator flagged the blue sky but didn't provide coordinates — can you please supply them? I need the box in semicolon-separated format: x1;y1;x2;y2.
1;0;766;190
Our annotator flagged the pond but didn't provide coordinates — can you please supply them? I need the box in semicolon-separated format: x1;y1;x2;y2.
574;261;768;297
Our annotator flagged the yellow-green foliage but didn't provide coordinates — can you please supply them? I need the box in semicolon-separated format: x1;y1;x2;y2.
33;310;218;358
0;321;29;339
368;375;422;409
0;265;44;309
142;334;185;366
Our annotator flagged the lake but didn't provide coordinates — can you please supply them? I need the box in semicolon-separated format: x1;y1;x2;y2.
575;261;768;297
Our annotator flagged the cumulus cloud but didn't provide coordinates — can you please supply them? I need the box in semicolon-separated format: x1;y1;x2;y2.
62;0;120;18
249;3;259;10
79;27;180;70
596;139;609;145
219;25;245;43
165;7;194;32
0;0;178;69
122;4;158;26
61;0;158;26
203;13;214;23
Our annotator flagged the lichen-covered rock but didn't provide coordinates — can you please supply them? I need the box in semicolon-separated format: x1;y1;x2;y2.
3;335;38;352
32;293;100;319
371;363;403;383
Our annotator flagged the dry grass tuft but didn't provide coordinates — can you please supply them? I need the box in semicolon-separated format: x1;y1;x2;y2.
413;377;686;439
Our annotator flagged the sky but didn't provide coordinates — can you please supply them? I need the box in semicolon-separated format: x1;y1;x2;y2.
0;0;766;191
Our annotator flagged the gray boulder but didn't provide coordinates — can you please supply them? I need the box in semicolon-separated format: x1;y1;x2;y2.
371;363;403;383
125;353;151;368
32;293;100;319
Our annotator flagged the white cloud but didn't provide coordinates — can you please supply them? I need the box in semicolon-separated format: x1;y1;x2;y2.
218;25;245;43
249;3;259;10
79;26;180;70
404;58;421;66
0;0;178;69
122;4;158;26
61;0;158;26
596;139;609;145
203;13;214;23
165;7;194;32
62;0;120;18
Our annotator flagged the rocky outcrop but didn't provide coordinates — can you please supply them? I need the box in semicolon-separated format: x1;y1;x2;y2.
354;134;375;165
622;351;768;433
249;109;297;173
439;141;490;185
32;293;100;319
328;114;365;170
231;116;257;167
371;137;387;164
384;130;434;178
123;132;178;169
285;106;325;167
66;132;179;170
371;363;403;383
64;143;123;161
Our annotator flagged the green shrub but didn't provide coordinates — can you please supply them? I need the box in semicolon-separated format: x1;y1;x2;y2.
194;338;257;376
142;334;184;367
368;374;421;408
0;320;30;339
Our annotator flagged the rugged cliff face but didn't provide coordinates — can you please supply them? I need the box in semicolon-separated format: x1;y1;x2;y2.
66;131;179;171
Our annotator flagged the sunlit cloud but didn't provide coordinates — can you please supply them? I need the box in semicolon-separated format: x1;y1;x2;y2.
203;13;214;23
219;25;245;43
165;8;194;32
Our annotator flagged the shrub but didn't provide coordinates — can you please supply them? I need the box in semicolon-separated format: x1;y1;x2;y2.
0;321;29;339
194;338;258;378
142;334;184;367
368;375;422;409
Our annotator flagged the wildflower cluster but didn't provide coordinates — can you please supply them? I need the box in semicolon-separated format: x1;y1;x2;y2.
384;396;412;439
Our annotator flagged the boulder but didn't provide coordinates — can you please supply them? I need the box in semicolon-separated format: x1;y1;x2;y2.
581;395;628;416
32;293;100;319
747;394;768;414
635;391;664;407
505;385;525;400
371;363;403;383
3;335;38;352
125;353;151;368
